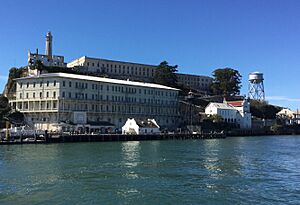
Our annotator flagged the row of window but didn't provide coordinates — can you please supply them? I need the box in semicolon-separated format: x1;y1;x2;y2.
178;77;210;82
21;81;177;98
219;109;237;116
20;80;57;88
86;61;154;73
19;101;57;110
17;102;177;115
19;91;177;106
20;92;56;99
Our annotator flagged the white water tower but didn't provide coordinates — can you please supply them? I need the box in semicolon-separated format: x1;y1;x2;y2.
248;72;265;101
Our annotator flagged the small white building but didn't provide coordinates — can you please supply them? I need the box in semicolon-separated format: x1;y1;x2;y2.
122;118;160;134
205;99;252;129
277;108;300;125
205;103;238;123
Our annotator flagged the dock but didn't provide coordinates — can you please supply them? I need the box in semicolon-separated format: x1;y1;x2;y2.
0;132;226;145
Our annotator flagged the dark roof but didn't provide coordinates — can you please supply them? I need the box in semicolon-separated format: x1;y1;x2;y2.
136;120;158;128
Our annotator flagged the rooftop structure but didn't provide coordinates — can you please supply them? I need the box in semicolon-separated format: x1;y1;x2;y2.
28;32;66;68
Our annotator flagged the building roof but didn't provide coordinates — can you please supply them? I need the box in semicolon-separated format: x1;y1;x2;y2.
16;72;180;91
208;102;236;110
226;101;243;107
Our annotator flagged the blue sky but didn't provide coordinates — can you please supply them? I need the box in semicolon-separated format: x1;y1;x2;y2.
0;0;299;109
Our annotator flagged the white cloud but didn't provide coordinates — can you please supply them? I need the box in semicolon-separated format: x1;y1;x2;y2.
266;96;300;102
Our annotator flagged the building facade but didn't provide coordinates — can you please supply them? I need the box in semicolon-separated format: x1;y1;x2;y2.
10;73;179;132
67;56;212;92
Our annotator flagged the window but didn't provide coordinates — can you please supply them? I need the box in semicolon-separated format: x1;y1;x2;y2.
69;81;72;87
20;83;23;88
62;92;65;98
63;81;65;87
20;93;22;99
69;92;71;98
47;81;49;87
46;92;49;98
33;82;36;88
33;93;35;98
53;91;56;98
54;80;56;86
40;92;42;98
53;102;57;109
27;82;29;88
26;93;29;98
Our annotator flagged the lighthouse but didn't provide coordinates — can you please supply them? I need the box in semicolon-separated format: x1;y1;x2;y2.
45;31;52;58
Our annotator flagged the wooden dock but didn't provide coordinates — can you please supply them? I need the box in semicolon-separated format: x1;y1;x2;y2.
0;132;226;145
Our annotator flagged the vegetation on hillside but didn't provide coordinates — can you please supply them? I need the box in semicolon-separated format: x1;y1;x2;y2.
250;100;282;119
5;66;27;97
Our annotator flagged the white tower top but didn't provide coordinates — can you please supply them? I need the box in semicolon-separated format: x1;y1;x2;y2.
45;31;52;58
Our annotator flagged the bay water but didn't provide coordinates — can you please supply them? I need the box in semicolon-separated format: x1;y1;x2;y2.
0;136;300;204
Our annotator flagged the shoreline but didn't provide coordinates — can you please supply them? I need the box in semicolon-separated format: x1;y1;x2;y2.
0;132;225;145
1;132;300;145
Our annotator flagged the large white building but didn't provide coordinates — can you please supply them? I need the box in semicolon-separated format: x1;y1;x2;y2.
9;73;180;132
67;56;212;92
205;99;252;129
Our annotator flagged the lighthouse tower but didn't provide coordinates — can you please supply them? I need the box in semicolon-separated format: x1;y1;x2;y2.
45;31;53;58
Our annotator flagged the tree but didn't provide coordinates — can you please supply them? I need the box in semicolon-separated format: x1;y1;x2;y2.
153;61;178;87
211;68;242;96
250;100;281;119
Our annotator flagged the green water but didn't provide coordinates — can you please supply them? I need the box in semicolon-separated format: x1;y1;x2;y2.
0;136;300;205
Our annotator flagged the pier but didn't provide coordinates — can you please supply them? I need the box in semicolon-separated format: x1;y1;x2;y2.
0;132;226;145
